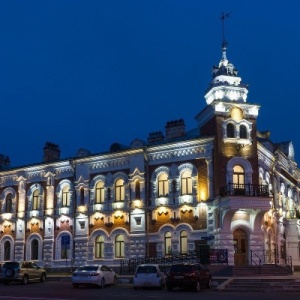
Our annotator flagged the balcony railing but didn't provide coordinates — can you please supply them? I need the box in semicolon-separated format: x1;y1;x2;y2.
220;183;269;197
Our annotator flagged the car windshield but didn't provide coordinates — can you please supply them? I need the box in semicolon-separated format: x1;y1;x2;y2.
170;265;195;272
77;266;98;271
136;266;157;273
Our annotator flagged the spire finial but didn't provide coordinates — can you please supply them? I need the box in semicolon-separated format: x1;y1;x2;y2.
220;12;231;52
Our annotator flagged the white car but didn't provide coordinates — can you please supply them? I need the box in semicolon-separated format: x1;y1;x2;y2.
71;264;117;288
133;264;166;290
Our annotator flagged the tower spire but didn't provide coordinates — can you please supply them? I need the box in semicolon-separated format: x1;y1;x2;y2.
220;12;231;60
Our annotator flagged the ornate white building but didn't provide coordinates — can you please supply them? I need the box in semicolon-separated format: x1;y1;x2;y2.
0;40;299;270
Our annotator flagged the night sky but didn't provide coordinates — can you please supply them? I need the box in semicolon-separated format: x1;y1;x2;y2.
0;0;299;167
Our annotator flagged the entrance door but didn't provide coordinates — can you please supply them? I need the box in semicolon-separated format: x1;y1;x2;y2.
233;229;248;266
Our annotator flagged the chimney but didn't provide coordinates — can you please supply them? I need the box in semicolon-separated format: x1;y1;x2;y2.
147;131;164;144
0;154;10;170
165;119;185;140
43;142;60;163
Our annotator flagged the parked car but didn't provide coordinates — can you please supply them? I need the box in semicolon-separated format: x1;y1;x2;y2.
71;264;117;288
0;261;46;285
166;263;211;292
133;264;166;290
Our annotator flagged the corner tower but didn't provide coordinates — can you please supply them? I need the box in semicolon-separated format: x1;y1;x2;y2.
195;41;260;197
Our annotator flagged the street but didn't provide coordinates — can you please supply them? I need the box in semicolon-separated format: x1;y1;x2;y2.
1;281;300;300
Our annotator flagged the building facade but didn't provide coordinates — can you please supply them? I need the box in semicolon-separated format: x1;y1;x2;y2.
1;42;300;270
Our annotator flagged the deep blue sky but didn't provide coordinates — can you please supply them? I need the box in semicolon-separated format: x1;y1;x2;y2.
0;0;299;167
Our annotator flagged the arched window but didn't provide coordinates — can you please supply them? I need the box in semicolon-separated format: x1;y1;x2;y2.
5;193;13;213
32;190;39;210
239;125;247;139
115;234;124;258
80;188;85;205
233;165;245;187
181;171;192;195
61;235;69;259
180;230;188;254
62;186;70;207
31;239;39;260
115;179;125;202
227;123;235;138
4;241;11;261
95;181;105;204
164;232;172;256
135;180;140;199
95;235;104;258
158;173;168;197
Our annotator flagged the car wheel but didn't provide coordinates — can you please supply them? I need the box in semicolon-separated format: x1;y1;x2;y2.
72;283;79;288
5;268;15;278
22;275;29;285
99;278;104;289
194;281;201;292
133;286;138;290
40;273;46;282
167;285;173;292
113;276;117;285
3;280;9;285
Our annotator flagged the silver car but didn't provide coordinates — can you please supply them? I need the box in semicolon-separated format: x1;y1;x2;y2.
133;264;166;290
71;264;117;288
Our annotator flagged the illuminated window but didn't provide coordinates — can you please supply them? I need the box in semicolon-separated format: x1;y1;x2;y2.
32;190;39;210
95;181;105;204
31;239;39;260
5;193;13;213
95;235;105;258
115;179;125;202
164;232;172;255
4;241;11;261
180;230;188;254
239;125;247;139
158;173;168;197
115;234;124;258
233;165;245;186
227;123;235;138
181;171;192;195
62;186;70;207
135;180;140;199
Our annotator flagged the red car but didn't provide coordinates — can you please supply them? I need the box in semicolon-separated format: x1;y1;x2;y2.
166;263;211;292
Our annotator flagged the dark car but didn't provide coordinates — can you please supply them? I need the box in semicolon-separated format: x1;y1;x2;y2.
166;263;211;292
0;261;46;285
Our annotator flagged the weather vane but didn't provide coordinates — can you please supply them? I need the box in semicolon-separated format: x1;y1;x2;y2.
220;12;231;48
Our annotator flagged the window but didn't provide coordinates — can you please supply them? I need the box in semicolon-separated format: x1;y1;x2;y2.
80;188;84;205
181;171;192;195
239;125;247;139
4;240;11;261
233;165;245;186
115;179;125;202
180;230;188;254
5;193;13;213
135;180;140;199
227;123;235;138
115;234;124;258
60;235;71;259
31;239;39;260
95;235;104;258
95;182;105;204
62;186;70;207
32;190;39;210
158;173;168;197
164;232;172;256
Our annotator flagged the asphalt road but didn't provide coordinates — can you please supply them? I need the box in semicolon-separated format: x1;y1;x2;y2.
1;280;300;300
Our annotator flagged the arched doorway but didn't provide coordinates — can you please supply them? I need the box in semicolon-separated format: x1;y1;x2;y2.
233;228;248;266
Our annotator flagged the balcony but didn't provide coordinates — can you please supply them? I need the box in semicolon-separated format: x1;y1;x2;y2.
220;183;269;197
